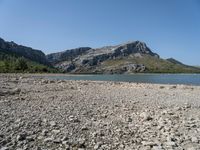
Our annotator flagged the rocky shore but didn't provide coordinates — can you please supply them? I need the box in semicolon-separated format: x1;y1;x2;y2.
0;74;200;150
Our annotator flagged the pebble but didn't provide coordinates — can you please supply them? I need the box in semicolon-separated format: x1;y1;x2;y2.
68;115;80;122
127;117;133;122
94;142;102;149
65;144;70;150
140;112;153;121
53;139;61;144
0;147;9;150
41;129;48;136
49;121;56;127
61;136;68;142
81;125;89;131
165;141;176;147
16;133;26;141
187;147;197;150
52;129;60;134
191;137;198;143
141;141;157;146
43;137;53;143
26;136;35;142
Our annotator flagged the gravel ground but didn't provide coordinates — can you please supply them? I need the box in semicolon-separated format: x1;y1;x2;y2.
0;74;200;150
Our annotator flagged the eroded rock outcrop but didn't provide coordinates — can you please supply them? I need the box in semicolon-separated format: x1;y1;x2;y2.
46;41;159;73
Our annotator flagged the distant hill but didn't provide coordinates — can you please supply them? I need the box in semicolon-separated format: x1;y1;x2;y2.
0;38;49;65
47;41;200;73
0;38;59;73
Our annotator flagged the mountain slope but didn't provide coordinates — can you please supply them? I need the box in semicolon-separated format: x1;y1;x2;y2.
46;47;92;64
166;58;185;66
0;38;49;65
47;41;200;74
0;38;58;73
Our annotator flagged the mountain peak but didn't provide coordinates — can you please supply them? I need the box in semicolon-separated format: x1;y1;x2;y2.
113;40;159;57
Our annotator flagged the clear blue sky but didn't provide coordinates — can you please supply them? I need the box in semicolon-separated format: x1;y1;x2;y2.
0;0;200;65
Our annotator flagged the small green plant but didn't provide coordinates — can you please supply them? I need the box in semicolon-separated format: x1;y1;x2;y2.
15;57;28;71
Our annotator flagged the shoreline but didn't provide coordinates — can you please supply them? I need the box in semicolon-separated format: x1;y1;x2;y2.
1;73;200;87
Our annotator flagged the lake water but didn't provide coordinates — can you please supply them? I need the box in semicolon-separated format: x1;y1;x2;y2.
43;74;200;86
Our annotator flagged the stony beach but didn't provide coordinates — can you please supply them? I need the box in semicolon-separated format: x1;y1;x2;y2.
0;74;200;150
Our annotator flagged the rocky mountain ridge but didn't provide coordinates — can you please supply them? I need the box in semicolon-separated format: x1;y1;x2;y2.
46;41;200;73
1;37;200;73
46;47;92;64
0;38;48;65
46;41;161;73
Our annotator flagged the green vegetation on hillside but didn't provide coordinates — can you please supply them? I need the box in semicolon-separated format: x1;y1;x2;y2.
0;50;60;73
102;54;200;73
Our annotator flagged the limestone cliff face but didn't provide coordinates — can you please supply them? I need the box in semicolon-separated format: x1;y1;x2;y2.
46;41;160;73
0;38;48;65
46;47;92;64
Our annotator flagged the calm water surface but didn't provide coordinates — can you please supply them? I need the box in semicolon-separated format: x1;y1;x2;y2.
43;74;200;86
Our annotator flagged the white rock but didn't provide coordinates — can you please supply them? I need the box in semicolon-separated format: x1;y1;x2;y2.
165;141;176;146
152;146;163;150
94;142;102;149
141;141;156;146
140;112;152;121
49;121;56;127
16;133;26;141
44;137;53;143
52;129;60;134
191;137;198;143
0;147;9;150
42;129;48;136
187;147;197;150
